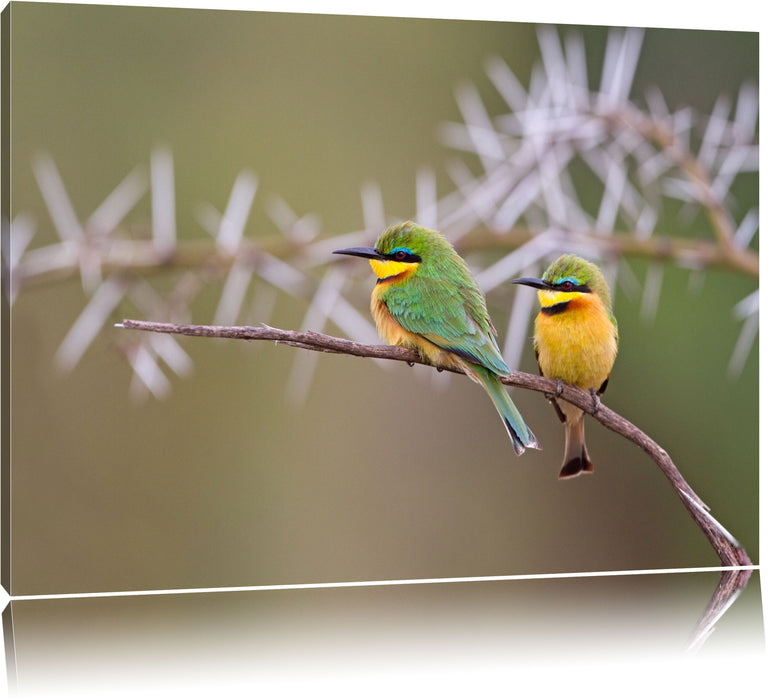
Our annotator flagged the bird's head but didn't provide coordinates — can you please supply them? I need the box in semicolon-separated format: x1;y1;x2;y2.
333;221;445;282
512;254;612;311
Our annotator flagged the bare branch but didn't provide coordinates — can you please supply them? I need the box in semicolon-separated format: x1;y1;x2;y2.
687;568;753;652
13;221;758;295
599;104;740;254
456;225;759;278
118;318;753;575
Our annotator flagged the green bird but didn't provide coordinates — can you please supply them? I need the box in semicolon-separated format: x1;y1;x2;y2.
333;221;539;456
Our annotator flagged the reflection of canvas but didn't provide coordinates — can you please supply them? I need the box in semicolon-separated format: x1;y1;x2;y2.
4;5;757;599
2;572;766;694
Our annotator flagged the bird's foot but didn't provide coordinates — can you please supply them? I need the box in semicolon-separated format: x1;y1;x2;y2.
406;361;415;367
589;388;601;416
544;379;565;404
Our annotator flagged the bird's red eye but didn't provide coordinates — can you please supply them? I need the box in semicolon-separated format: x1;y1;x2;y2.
394;251;406;260
561;280;573;291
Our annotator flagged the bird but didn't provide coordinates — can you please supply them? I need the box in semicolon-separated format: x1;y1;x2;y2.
333;221;539;456
512;255;618;479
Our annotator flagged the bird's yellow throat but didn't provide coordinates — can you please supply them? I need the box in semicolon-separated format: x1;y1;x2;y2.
369;258;419;282
537;288;582;307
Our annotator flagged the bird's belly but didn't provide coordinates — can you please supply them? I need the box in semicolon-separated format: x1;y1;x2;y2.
535;308;616;391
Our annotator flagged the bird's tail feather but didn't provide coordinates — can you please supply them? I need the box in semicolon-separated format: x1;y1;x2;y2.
471;365;540;456
559;414;593;479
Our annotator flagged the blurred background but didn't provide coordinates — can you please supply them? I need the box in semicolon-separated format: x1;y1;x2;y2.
6;3;758;596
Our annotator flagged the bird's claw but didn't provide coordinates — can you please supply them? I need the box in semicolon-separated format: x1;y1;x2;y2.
589;388;601;415
544;379;565;404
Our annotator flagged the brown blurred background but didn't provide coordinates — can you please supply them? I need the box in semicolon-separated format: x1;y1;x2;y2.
7;4;758;595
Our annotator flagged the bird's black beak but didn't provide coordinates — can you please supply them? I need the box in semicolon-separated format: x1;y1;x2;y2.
332;246;387;261
511;277;553;290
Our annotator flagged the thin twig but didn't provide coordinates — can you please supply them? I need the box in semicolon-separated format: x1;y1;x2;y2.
119;318;752;573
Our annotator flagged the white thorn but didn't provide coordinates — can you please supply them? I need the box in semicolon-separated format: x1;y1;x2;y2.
150;146;176;254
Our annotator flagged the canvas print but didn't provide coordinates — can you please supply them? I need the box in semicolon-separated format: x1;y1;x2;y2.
1;2;762;694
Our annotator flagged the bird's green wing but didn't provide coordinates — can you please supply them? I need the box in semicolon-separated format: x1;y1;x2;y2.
382;274;511;376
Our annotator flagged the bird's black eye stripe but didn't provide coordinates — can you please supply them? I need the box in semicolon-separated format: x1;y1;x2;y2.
552;281;591;293
390;250;421;263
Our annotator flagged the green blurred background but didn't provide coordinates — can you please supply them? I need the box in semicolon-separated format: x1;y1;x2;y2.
7;3;758;595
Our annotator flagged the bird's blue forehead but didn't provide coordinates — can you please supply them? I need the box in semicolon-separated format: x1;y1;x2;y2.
545;274;581;286
388;246;414;256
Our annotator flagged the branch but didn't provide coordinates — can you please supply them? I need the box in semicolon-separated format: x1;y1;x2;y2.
15;222;757;292
119;318;752;574
457;226;758;279
603;104;740;254
687;567;752;652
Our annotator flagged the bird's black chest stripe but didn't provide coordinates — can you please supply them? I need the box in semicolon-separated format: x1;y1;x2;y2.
375;272;409;284
540;301;571;316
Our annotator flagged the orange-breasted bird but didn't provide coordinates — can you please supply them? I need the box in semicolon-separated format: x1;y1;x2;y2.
333;221;539;456
513;255;618;478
